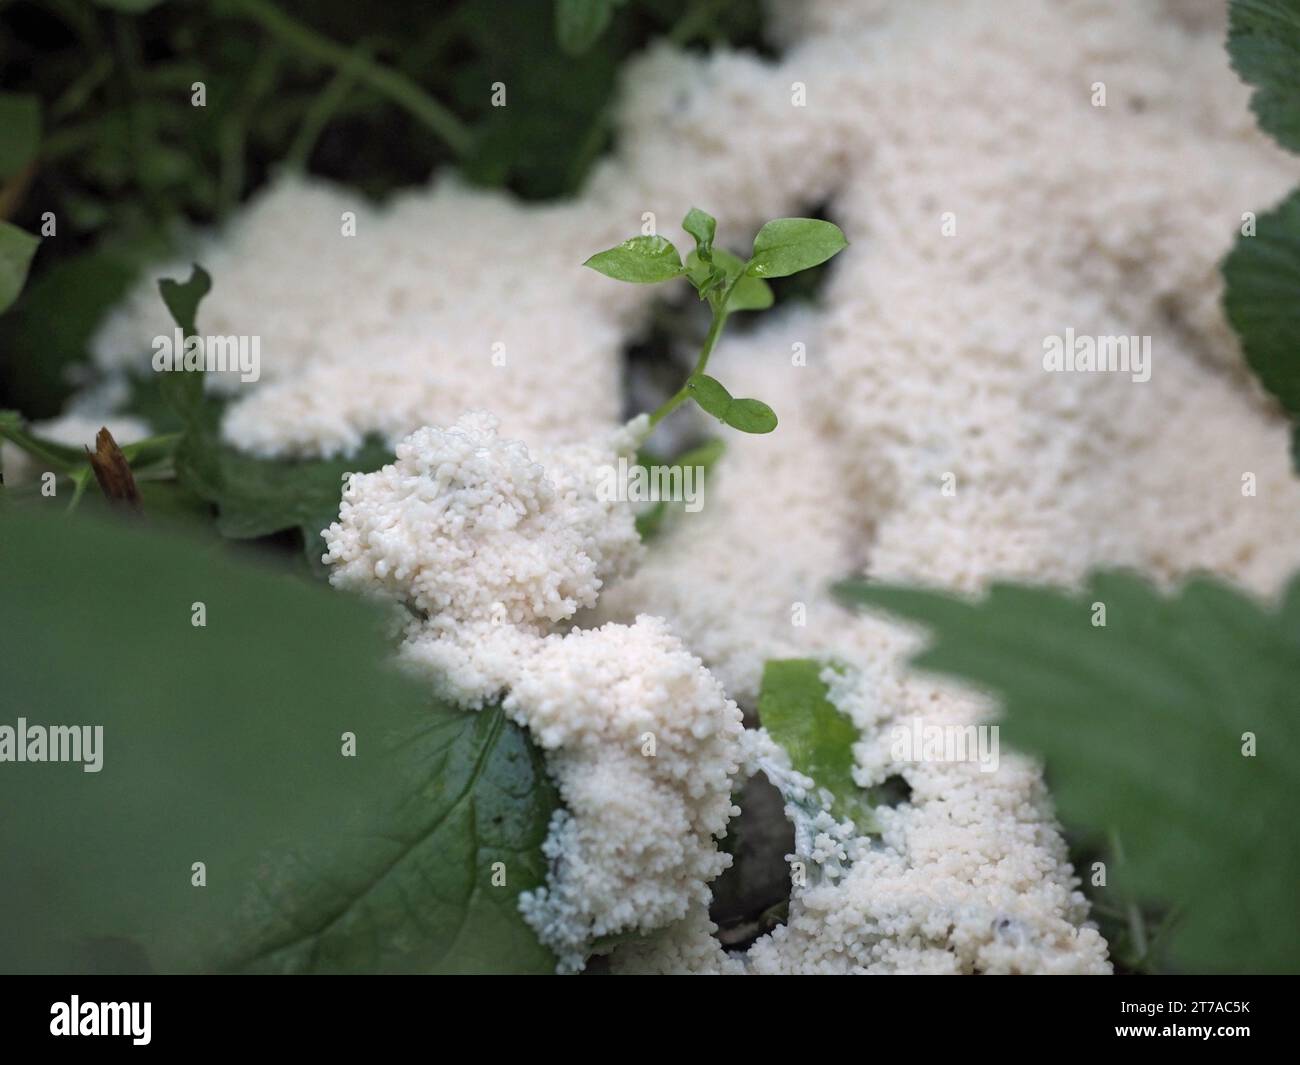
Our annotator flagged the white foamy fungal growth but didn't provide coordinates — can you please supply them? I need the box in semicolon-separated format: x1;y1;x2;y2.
509;617;744;972
323;411;643;632
323;416;744;969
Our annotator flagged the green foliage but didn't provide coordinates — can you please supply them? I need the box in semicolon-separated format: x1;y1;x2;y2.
0;509;557;973
199;432;396;575
1223;188;1300;464
0;409;86;472
836;572;1300;974
1228;0;1300;154
135;261;389;569
156;262;212;420
686;247;773;311
586;208;843;435
681;205;716;258
157;262;209;340
757;659;878;835
0;408;184;514
0;249;142;418
0;1;767;415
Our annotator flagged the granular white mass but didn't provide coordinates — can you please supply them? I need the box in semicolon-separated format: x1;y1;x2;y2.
322;416;743;968
85;0;1300;973
324;411;644;699
507;617;744;972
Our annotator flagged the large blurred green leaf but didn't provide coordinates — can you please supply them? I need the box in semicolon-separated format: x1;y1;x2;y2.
0;249;141;418
0;509;557;973
837;571;1300;974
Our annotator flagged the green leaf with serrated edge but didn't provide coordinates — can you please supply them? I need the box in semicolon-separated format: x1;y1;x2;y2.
745;218;847;279
758;659;878;835
0;222;39;316
1228;0;1300;154
1224;188;1300;445
682;207;717;260
555;0;616;56
686;248;772;311
151;261;390;570
835;572;1300;974
0;94;40;182
209;433;395;575
583;235;684;283
0;509;558;974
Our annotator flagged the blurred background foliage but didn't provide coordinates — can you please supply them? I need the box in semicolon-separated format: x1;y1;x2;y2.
0;0;768;417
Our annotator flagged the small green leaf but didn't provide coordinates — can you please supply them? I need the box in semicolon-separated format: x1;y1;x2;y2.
204;434;396;575
0;93;40;182
155;264;215;493
158;262;211;342
685;374;734;418
758;659;878;834
1228;0;1300;153
686;375;778;433
583;235;684;283
746;218;847;279
725;397;778;433
682;207;717;260
555;0;616;56
686;248;772;311
0;222;40;316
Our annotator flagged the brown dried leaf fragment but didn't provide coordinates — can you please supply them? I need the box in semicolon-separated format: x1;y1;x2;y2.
85;427;142;514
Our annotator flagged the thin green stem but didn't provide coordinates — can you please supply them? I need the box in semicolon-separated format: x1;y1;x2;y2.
219;0;472;157
286;39;375;170
219;44;284;216
647;283;733;428
65;469;91;513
